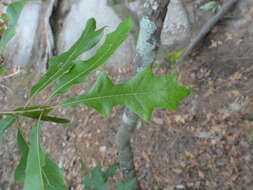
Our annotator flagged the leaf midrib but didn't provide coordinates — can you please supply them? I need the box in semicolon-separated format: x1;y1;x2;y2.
50;29;126;98
62;88;173;106
0;117;15;131
42;170;57;190
30;23;94;100
35;124;44;190
50;47;111;98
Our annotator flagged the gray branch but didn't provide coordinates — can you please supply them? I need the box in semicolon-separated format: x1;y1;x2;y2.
115;0;170;189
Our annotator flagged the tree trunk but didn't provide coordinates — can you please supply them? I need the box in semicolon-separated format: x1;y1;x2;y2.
115;0;170;189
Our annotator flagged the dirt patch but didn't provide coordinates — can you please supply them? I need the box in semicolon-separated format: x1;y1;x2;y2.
1;2;253;190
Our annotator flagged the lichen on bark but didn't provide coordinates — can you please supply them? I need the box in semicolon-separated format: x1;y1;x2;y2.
136;17;157;70
116;1;171;189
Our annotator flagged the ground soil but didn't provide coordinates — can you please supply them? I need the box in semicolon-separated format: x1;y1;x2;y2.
1;1;253;190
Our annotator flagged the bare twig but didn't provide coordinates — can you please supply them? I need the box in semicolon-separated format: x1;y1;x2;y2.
177;0;238;64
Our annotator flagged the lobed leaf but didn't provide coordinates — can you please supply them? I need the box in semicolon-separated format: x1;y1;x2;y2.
0;116;16;147
49;18;133;99
116;178;137;190
22;122;67;190
62;67;190;121
105;163;119;178
0;0;26;51
29;18;104;100
15;129;29;183
42;157;68;190
24;122;45;190
83;164;108;190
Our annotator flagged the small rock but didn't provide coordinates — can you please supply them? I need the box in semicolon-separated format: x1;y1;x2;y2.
160;0;191;49
128;0;145;19
187;182;194;187
195;181;201;188
164;186;174;190
99;146;107;153
153;117;164;125
136;120;142;129
195;131;212;139
175;184;185;189
57;0;135;69
4;2;41;66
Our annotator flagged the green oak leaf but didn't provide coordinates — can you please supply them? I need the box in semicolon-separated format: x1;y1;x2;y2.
15;129;29;183
33;116;69;124
166;49;184;66
0;116;16;148
0;64;5;75
0;0;26;51
14;105;53;116
23;122;67;190
49;18;133;99
116;178;137;190
29;18;105;100
199;1;219;12
62;67;190;121
42;157;67;190
104;163;119;177
13;106;70;124
83;164;108;190
24;122;45;190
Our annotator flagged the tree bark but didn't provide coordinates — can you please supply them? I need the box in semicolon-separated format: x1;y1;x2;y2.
115;0;170;189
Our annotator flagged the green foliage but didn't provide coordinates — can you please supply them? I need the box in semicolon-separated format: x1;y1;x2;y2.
14;106;70;123
116;178;137;190
0;64;5;75
0;116;16;147
199;1;219;13
83;164;114;190
29;18;105;100
62;67;189;121
23;122;46;190
50;19;133;99
0;0;26;51
15;129;29;183
19;122;67;190
82;163;136;190
165;49;184;66
0;17;190;190
42;157;68;190
104;163;119;178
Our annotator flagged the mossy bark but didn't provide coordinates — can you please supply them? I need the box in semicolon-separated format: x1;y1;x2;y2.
115;0;170;189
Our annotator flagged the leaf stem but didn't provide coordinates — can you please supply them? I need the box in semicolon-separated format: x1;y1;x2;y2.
0;105;58;115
